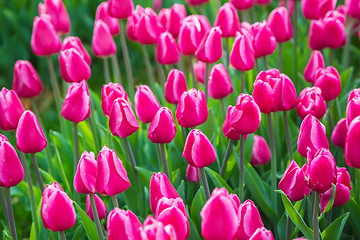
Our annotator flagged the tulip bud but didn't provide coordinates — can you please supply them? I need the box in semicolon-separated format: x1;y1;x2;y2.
156;31;180;65
86;194;107;221
97;146;131;196
126;6;144;41
314;66;341;101
183;129;216;168
345;116;360;168
0;140;24;188
140;216;177;240
0;88;24;131
331;118;347;148
74;151;98;194
278;160;311;201
251;21;277;58
109;98;139;138
62;36;91;65
166;4;187;38
31;15;62;56
236;200;264;240
186;164;199;183
108;0;134;19
249;227;274;240
149;172;179;213
296;87;327;120
38;0;70;36
148;107;177;144
251;135;271;166
230;32;255;71
59;49;91;83
194;61;206;84
178;16;202;55
195;27;223;63
301;0;321;19
164;69;188;104
16;111;47;154
186;0;209;6
107;208;142;239
135;85;161;124
304;148;337;193
176;89;208;128
136;8;163;45
208;63;233;99
201;188;238;240
345;0;360;20
13;60;43;98
101;82;129;117
304;50;325;84
41;182;76;232
223;106;242;140
214;3;240;38
230;0;254;10
92;20;117;57
297;114;329;158
95;2;119;36
268;7;293;43
309;20;326;50
346;89;360;126
323;10;346;49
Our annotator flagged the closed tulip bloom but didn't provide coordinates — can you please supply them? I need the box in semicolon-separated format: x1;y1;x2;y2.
301;0;324;19
268;7;293;42
101;82;129;117
208;63;233;99
296;87;327;120
186;164;199;183
41;182;76;232
214;3;240;38
107;208;142;240
166;4;187;38
278;160;311;201
345;116;360;168
183;129;216;168
97;146;130;196
345;0;360;19
249;227;274;240
230;32;255;71
149;172;179;213
108;0;134;19
164;69;188;104
194;61;206;84
135;85;161;124
195;15;212;38
297;114;329;158
251;135;271;166
195;27;223;63
304;50;325;84
0;140;24;188
159;9;171;31
16;111;47;153
62;36;91;65
74;151;98;194
230;0;254;10
304;148;337;193
0;88;24;131
95;2;119;36
309;20;326;50
61;80;91;123
331;118;347;148
186;0;209;6
136;8;163;45
38;0;70;35
126;6;145;41
201;188;238;240
13;60;43;98
251;21;277;58
236;200;264;240
109;98;139;138
148;107;177;144
31;15;62;56
140;216;177;240
156;31;180;65
346;89;360;125
223;106;241;140
178;16;202;55
176;89;208;128
59;48;91;83
323;10;346;49
92;20;117;57
155;197;187;218
314;66;341;101
86;194;107;221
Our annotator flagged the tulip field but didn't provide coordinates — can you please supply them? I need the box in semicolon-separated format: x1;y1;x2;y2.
1;0;360;239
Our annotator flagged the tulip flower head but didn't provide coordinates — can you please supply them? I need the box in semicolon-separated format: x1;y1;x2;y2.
107;0;134;19
230;32;255;72
251;21;277;58
214;3;240;38
135;8;163;45
156;31;180;65
59;48;91;83
296;87;327;120
101;82;129;117
251;135;271;166
303;50;325;84
0;88;24;131
165;4;187;38
345;116;360;168
178;16;202;55
331;118;347;148
236;200;264;240
38;0;70;36
74;151;98;194
62;36;91;65
140;216;177;240
249;227;274;240
13;60;43;98
186;164;199;183
230;0;254;10
314;66;341;101
195;27;223;63
345;0;360;20
186;0;209;6
267;7;293;42
135;85;161;124
194;61;206;84
0;139;24;188
107;208;142;239
92;20;117;57
95;2;119;36
164;69;188;104
208;63;233;99
148;107;177;144
346;88;360;126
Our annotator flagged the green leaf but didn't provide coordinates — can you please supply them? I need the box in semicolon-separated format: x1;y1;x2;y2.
198;108;216;140
277;190;314;240
135;166;155;186
177;180;185;202
205;168;233;193
321;212;349;240
74;202;100;240
343;197;360;236
190;187;206;234
53;143;72;195
188;216;202;240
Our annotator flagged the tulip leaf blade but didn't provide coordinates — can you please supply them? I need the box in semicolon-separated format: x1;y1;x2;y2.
135;166;155;185
188;216;202;240
74;202;100;240
177;180;186;202
198;108;216;140
205;168;233;193
321;212;349;240
190;187;206;234
343;197;360;236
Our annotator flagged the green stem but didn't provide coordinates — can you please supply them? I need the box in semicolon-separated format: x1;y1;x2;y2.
122;137;138;179
326;101;334;132
88;115;101;153
293;0;298;82
159;143;170;179
326;209;333;226
0;189;10;229
285;214;291;240
328;49;334;66
31;154;45;192
153;45;167;86
267;113;277;212
178;53;186;78
112;195;119;209
255;59;260;73
46;56;62;114
189;55;198;89
225;38;229;70
220;99;226;119
104;58;111;84
357;169;360;202
5;188;17;240
181;126;188;143
343;18;355;68
73;122;79;202
110;55;122;84
240;71;245;93
90;194;105;240
239;134;245;201
204;62;210;102
313;192;320;240
199;168;210;200
220;139;234;177
283;111;293;160
155;143;162;170
59;231;66;240
141;44;156;89
263;56;268;70
279;43;283;72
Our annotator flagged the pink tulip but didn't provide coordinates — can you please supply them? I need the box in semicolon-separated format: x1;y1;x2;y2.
135;85;161;124
13;60;43;98
38;0;70;35
230;32;255;71
309;20;326;50
186;164;199;183
0;88;24;131
249;227;274;240
166;4;187;38
59;49;91;83
86;194;107;221
96;146;131;196
195;15;212;37
346;88;360;126
319;0;337;18
230;0;254;10
148;107;177;144
194;61;206;84
297;114;329;158
153;0;163;11
296;87;327;120
95;2;120;36
16;111;47;154
183;129;216;168
159;9;171;32
208;63;233;99
304;50;325;84
268;7;293;42
186;0;209;6
92;20;117;57
195;27;223;63
178;16;202;55
164;69;188;104
176;89;208;128
155;197;187;218
345;0;360;20
31;15;62;56
278;160;311;201
0;139;24;188
314;66;341;101
331;118;347;148
301;0;321;19
149;172;179;213
251;135;271;166
101;82;129;117
41;182;76;232
0;134;9;142
222;106;242;141
251;21;277;58
126;6;145;41
214;3;240;38
61;80;91;123
135;8;163;45
256;0;271;4
140;216;177;240
107;208;142;240
107;0;134;19
345;116;360;168
156;31;180;65
323;10;346;49
109;98;139;138
236;200;264;240
62;36;91;65
74;151;98;194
